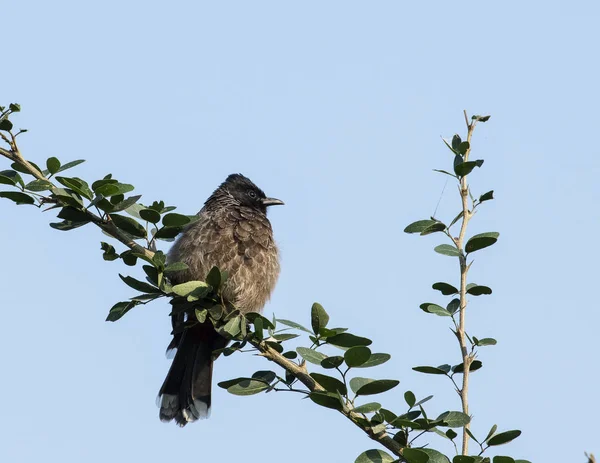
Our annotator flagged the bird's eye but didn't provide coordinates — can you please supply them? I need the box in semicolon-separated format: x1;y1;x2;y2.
248;190;257;199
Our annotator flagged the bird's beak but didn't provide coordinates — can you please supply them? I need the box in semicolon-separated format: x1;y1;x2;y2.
262;197;284;207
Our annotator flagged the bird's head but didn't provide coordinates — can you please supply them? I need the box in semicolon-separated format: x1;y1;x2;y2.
210;173;284;214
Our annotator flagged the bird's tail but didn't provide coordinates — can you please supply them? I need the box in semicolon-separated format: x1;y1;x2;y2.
158;329;215;426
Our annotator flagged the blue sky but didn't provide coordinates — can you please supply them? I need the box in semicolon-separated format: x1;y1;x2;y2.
1;1;598;462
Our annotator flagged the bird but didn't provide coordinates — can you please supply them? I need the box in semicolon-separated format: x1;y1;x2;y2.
158;173;283;426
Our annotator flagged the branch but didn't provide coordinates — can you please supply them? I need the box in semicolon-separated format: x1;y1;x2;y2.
456;111;478;454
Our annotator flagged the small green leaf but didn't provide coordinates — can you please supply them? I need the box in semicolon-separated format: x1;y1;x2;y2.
404;219;437;234
162;213;192;227
465;232;499;253
111;195;142;212
139;208;161;223
272;333;299;342
446;429;458;440
420;222;446;235
458;141;470;155
106;300;138;322
452;360;483;374
451;134;462;151
487;430;521;446
353;402;381;414
419;448;450;463
311;302;329;335
454;160;484;177
354;353;391;368
493;458;515;463
57;207;90;223
467;285;492;296
308;391;343;410
432;282;458;295
46;157;61;174
0;191;35;205
437;411;471;428
100;242;119;261
276;318;312;334
49;220;88;231
433;169;457;178
55;176;93;200
402;449;429;463
434;244;461;257
225;379;269;396
344;346;372;367
420;303;451;317
0;170;23;187
94;182;135;197
310;373;347;395
355;379;399;396
479;190;494;202
154;226;183;240
56;159;85;173
110;213;147;238
25;179;54;192
320;356;344;369
119;274;160;294
172;280;209;297
164;262;189;272
327;333;372;348
413;366;448;375
0;119;13;131
296;347;327;365
447;298;460;314
472;115;491;122
404;390;416;407
195;308;207;323
354;449;395;463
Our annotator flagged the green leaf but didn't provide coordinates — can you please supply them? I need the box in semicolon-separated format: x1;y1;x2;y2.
414;395;433;407
308;391;343;410
220;316;241;338
0;170;23;187
310;373;347;395
310;302;329;335
320;356;345;369
404;390;416;407
139;208;161;223
452;360;483;374
195;308;207;323
162;213;192;227
475;337;497;346
420;222;446;236
344;346;372;367
467;285;492;296
106;300;138;322
164;262;189;273
465;427;480;443
485;424;498;442
465;232;499;253
437;411;471;428
111;195;142;212
56;159;85;173
420;303;451;317
403;448;430;463
354;449;395;463
246;312;275;330
225;379;269;396
172;280;209;297
353;402;381;414
205;266;222;290
404;219;437;234
46;157;61;174
472;115;491;122
0;191;35;205
451;134;462;151
434;244;461;257
487;430;521;446
448;210;464;229
355;379;399;396
94;182;135;197
458;141;470;155
49;220;88;231
11;161;44;177
276;318;312;334
154;226;183;240
55;176;93;200
447;298;460;314
272;333;299;342
0;119;13;131
109;213;147;238
446;429;458;440
57;207;90;223
282;351;297;359
453;457;481;463
327;333;372;348
479;190;494;202
354;353;391;368
454;160;484;177
432;282;458;295
119;274;160;294
433;169;457;179
493;457;515;463
296;347;328;365
9;103;21;112
419;449;450;463
413;366;448;375
100;242;119;261
25;179;54;192
120;250;138;266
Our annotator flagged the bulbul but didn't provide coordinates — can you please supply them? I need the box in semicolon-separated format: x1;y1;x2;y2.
158;174;283;426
